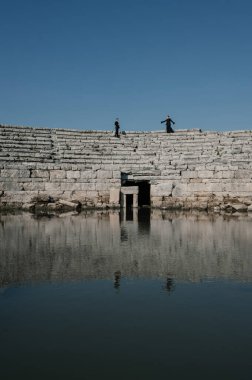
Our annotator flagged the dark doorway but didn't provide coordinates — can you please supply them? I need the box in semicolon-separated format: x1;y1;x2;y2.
126;194;133;208
122;180;150;207
125;194;134;219
138;181;150;206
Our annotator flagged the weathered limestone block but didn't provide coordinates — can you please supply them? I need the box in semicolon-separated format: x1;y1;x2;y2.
58;199;78;209
60;163;74;170
112;171;121;179
66;170;80;179
97;170;113;179
160;197;185;209
37;191;63;201
234;170;252;179
23;182;46;191
230;203;248;212
172;183;191;197
59;178;75;183
22;203;36;211
97;193;110;204
161;170;181;179
109;179;121;185
151;196;163;207
1;169;30;178
237;197;252;205
189;178;203;183
190;199;208;210
86;190;98;198
1;191;38;203
70;191;86;202
31;169;49;178
197;170;214;178
80;170;97;179
151;182;174;197
0;182;24;191
38;163;58;170
45;182;62;191
213;171;235;179
206;164;226;171
109;188;120;205
60;183;82;191
223;183;252;194
199;182;223;192
50;170;66;179
95;183;111;191
79;183;96;191
181;170;198;179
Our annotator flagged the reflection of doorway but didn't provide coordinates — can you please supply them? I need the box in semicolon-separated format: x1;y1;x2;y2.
138;208;151;234
122;180;150;207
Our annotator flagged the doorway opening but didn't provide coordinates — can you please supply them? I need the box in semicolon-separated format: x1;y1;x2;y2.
126;194;133;208
122;180;150;207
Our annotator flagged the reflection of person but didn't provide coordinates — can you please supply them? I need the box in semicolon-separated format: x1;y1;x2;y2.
114;271;121;289
164;277;175;293
161;115;175;133
114;118;120;138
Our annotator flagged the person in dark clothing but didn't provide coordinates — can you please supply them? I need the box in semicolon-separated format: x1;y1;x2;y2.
161;115;175;133
114;118;120;137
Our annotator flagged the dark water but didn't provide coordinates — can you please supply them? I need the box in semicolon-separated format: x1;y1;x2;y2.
1;209;252;379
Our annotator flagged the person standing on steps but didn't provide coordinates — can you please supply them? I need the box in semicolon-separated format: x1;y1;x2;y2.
161;114;175;133
114;118;120;138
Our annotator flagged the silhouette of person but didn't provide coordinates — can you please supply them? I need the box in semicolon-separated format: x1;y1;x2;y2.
114;118;120;138
161;115;175;133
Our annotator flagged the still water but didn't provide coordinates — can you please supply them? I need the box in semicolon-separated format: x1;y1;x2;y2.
1;209;252;379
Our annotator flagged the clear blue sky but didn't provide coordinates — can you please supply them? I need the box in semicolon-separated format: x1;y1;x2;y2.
1;0;252;132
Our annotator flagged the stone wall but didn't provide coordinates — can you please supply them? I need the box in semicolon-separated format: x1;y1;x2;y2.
1;124;252;211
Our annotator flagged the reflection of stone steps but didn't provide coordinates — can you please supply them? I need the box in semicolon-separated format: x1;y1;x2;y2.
1;124;252;209
1;211;252;284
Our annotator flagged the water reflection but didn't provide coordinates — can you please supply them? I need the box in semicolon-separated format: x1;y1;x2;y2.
0;210;252;286
120;208;150;241
113;270;121;289
164;277;175;294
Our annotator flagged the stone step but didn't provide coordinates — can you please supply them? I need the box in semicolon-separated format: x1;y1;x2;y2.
0;143;53;149
0;126;51;134
0;152;54;159
0;156;48;162
0;137;52;145
57;158;154;165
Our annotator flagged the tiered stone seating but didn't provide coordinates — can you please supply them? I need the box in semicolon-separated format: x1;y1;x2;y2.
1;124;252;210
1;125;252;169
0;125;54;163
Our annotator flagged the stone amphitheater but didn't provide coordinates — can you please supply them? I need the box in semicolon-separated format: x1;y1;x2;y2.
1;124;252;212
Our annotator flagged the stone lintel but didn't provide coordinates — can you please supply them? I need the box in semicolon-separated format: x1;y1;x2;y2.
120;186;139;194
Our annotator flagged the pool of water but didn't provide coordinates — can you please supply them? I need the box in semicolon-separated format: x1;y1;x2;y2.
1;210;252;379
